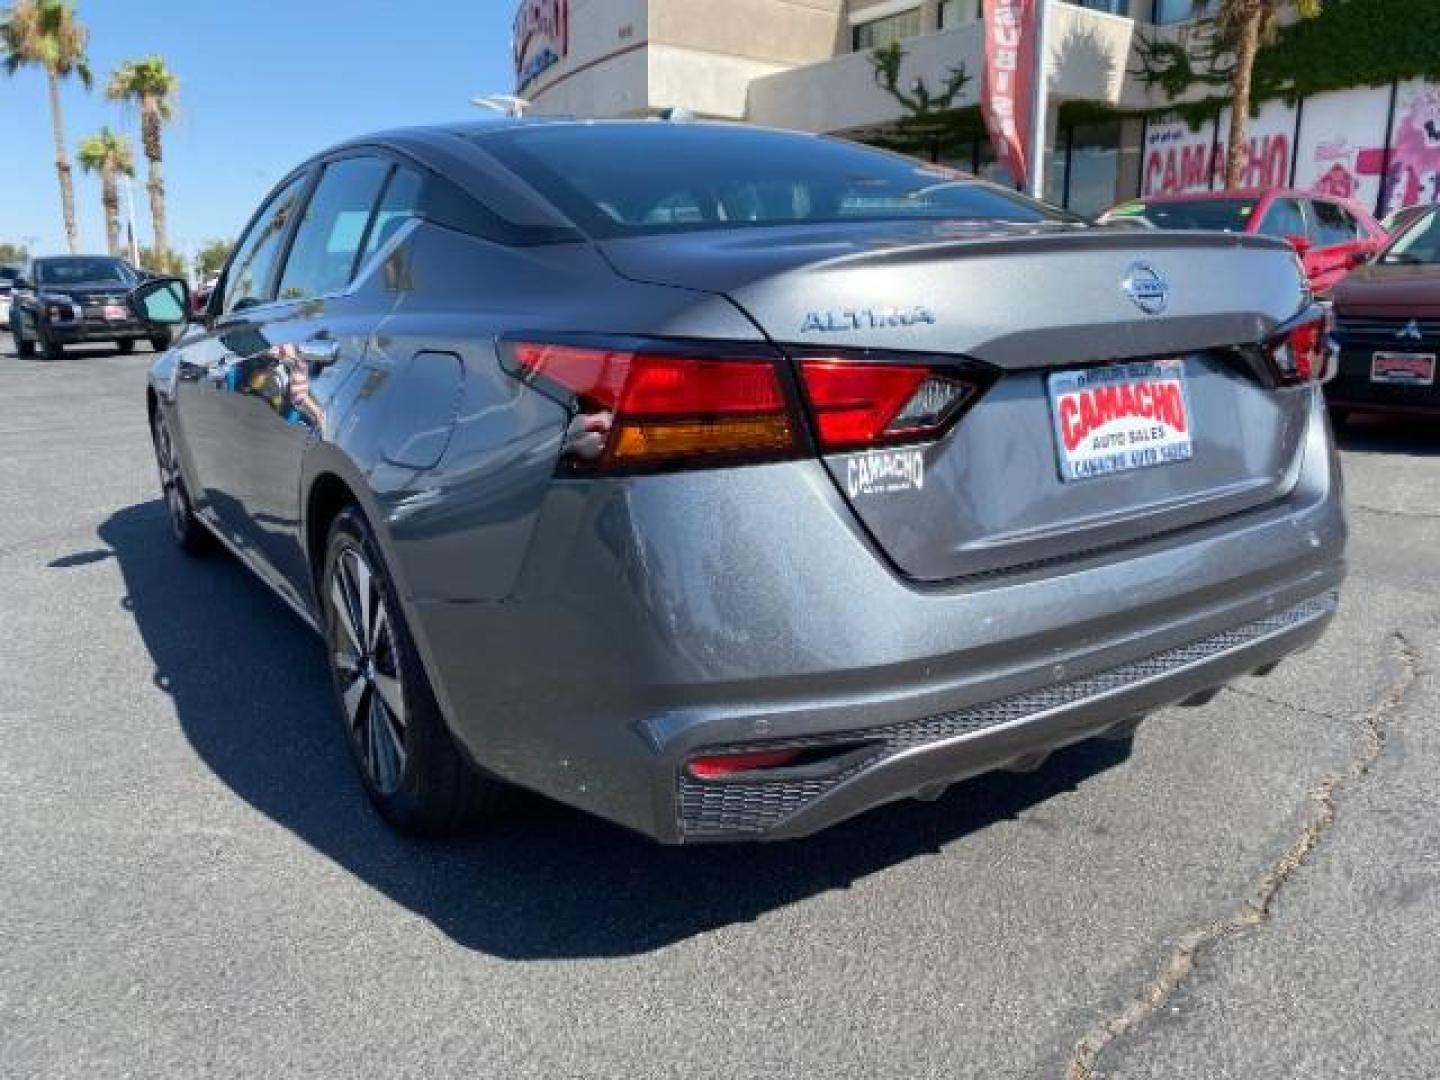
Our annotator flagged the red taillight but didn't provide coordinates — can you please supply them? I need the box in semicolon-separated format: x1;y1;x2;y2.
506;341;797;471
799;359;984;451
1265;304;1334;386
686;749;806;779
505;338;994;471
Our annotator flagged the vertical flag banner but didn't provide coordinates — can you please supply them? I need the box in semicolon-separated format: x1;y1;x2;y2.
982;0;1037;188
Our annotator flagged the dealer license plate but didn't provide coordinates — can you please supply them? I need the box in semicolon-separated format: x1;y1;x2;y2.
1049;359;1194;482
1371;351;1436;386
102;304;128;321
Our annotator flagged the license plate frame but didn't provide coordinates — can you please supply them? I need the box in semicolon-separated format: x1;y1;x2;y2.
1370;351;1436;386
1048;358;1195;483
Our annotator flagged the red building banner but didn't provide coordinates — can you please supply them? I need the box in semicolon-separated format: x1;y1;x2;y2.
981;0;1037;188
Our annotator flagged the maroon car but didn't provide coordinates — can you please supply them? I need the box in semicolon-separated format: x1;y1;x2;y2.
1328;206;1440;422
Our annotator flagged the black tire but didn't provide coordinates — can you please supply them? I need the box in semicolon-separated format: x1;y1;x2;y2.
150;410;215;555
149;330;173;352
321;506;507;835
116;339;136;354
37;323;62;361
15;320;35;358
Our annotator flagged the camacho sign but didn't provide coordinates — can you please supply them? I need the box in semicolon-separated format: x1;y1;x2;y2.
514;0;569;93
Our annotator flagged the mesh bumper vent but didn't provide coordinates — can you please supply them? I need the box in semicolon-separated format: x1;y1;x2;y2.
677;591;1338;839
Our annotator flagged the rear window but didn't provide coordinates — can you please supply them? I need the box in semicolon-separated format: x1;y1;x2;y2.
1121;198;1259;233
478;124;1076;239
34;257;134;287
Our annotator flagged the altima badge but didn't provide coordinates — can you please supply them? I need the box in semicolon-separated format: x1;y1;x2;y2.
1121;262;1169;315
801;306;936;333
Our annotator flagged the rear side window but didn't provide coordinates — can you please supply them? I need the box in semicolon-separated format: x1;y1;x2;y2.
1309;200;1360;247
277;156;392;301
223;174;309;314
1257;198;1307;240
355;166;425;270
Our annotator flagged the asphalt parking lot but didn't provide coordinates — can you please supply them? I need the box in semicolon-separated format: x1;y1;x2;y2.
1;334;1436;1079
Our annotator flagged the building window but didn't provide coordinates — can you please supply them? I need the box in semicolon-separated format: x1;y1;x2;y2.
1152;0;1214;23
852;7;924;50
938;0;979;28
1063;0;1129;14
1062;122;1123;216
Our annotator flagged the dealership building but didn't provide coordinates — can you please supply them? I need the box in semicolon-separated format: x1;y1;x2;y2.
513;0;1440;219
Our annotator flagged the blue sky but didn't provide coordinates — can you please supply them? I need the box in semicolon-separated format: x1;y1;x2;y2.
0;1;513;260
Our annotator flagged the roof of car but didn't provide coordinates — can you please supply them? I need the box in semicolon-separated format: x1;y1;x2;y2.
32;254;129;264
1137;189;1297;203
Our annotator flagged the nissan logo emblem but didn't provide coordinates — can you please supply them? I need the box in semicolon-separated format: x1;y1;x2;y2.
1122;262;1169;315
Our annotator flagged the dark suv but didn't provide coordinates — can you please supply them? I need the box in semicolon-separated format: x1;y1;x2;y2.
9;255;171;359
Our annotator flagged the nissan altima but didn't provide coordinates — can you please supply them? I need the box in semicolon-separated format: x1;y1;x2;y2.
134;120;1346;843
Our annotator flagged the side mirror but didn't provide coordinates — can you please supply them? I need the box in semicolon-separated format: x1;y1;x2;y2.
1286;233;1313;256
130;277;191;326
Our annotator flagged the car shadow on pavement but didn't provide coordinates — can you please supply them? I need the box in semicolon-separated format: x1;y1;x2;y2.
91;499;1133;960
1334;413;1440;456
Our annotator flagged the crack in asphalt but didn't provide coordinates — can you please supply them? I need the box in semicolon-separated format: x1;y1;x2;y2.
1062;632;1419;1080
1349;503;1440;521
1222;684;1344;722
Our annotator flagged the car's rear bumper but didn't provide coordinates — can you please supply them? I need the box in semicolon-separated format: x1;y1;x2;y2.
1326;346;1440;415
404;389;1346;843
45;318;151;343
686;589;1335;840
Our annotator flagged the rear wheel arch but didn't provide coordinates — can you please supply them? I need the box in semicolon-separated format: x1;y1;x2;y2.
305;471;361;596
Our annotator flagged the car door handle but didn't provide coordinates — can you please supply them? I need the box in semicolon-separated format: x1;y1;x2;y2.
299;336;340;369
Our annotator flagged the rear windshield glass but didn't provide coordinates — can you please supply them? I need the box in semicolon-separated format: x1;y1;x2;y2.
34;257;133;287
1120;198;1258;232
479;124;1077;239
1381;209;1440;265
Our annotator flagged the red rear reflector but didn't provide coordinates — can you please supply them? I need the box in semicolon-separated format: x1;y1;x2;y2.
799;360;982;451
687;749;806;779
507;342;797;470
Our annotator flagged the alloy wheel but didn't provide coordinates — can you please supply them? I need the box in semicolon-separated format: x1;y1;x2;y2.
328;547;408;795
152;416;191;539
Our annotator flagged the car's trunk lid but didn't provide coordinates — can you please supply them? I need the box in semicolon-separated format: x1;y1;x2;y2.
601;223;1312;581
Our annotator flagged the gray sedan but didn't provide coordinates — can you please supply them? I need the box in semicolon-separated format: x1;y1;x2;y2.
132;120;1345;843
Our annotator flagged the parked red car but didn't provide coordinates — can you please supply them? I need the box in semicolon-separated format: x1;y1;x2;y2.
1100;188;1388;295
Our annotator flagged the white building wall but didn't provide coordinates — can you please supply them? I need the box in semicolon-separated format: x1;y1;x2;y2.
748;4;1140;135
649;45;793;119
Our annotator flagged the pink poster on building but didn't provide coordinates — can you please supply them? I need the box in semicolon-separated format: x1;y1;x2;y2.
1292;84;1390;211
1383;79;1440;214
1212;100;1297;189
1143;100;1295;197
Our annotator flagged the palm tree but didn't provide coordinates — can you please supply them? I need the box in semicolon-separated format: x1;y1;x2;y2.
1214;0;1321;189
1;1;92;255
106;56;178;266
77;128;135;257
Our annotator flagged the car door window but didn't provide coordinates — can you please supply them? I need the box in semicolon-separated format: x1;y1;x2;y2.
1310;200;1358;247
276;156;392;301
223;174;309;315
355;165;425;271
1257;198;1306;240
